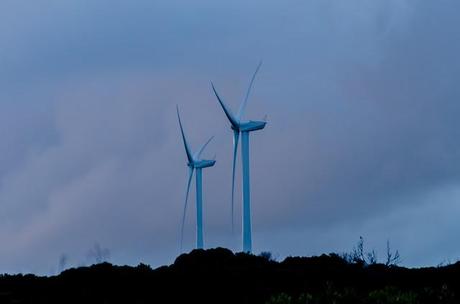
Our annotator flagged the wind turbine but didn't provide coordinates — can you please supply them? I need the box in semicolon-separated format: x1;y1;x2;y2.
177;105;216;251
211;62;266;253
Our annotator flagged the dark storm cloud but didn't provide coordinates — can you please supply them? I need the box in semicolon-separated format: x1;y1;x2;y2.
0;0;459;273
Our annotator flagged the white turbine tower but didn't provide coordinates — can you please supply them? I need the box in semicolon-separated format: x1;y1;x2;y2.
211;62;266;253
177;105;216;251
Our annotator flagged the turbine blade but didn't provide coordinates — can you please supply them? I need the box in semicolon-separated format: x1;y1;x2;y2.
236;61;263;121
231;130;240;234
176;105;194;163
194;136;214;160
180;167;194;252
211;82;239;128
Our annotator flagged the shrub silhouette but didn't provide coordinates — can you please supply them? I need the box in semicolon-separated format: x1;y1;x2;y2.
0;247;459;303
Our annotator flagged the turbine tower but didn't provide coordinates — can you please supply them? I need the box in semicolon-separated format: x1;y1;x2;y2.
177;105;216;251
211;62;266;253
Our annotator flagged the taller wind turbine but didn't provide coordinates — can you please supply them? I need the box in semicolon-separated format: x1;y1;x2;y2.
211;62;266;253
177;105;216;251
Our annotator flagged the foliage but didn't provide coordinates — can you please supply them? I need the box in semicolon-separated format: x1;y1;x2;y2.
368;287;419;304
0;247;459;303
342;237;400;266
259;251;275;262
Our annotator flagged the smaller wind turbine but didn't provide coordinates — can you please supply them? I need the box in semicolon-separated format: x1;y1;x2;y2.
177;105;216;251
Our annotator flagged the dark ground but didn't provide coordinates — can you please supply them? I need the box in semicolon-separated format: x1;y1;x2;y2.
0;247;459;303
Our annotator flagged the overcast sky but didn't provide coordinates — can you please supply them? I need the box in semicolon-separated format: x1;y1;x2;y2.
1;1;460;274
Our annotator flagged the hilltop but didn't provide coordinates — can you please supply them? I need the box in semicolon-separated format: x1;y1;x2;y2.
0;247;459;303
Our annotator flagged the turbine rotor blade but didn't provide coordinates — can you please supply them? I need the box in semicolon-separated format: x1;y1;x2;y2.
211;82;239;128
236;61;263;121
194;136;214;160
231;130;240;234
176;105;194;163
180;167;194;252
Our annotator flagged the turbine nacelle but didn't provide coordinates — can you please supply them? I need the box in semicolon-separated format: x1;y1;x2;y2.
237;120;266;132
189;159;216;169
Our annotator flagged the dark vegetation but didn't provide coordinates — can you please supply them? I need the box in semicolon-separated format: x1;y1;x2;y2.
0;245;459;303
